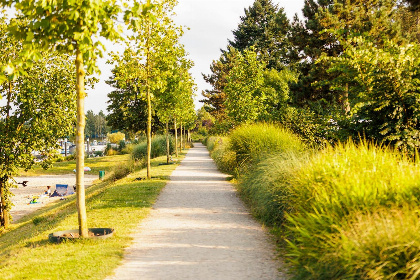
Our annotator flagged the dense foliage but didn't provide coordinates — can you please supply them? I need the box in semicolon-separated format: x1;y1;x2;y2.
206;124;420;279
132;135;175;161
0;14;77;227
202;0;420;152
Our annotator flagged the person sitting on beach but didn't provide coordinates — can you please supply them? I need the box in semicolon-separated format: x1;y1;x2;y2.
45;186;52;196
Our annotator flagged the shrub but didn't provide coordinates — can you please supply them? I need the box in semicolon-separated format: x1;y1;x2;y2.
286;141;420;279
132;135;174;161
106;148;119;156
209;137;236;174
93;151;103;157
107;132;125;144
229;123;305;172
206;136;220;152
118;140;126;151
191;131;206;142
109;159;134;181
66;154;76;160
121;144;135;155
239;151;306;227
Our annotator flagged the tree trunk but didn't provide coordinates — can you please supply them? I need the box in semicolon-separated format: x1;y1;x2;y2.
343;83;350;114
146;87;152;179
417;11;420;43
174;119;178;158
180;122;183;153
75;47;88;238
0;180;3;226
1;82;13;228
146;22;152;180
188;129;191;143
166;121;170;164
0;178;9;228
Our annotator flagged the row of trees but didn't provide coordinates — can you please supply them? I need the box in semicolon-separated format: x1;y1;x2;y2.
106;0;196;171
202;0;420;152
0;0;196;237
85;110;108;140
0;0;122;235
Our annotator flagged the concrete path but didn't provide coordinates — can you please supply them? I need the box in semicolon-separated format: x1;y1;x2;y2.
106;143;288;280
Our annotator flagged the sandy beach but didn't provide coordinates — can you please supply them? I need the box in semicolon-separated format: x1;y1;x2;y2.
10;175;98;222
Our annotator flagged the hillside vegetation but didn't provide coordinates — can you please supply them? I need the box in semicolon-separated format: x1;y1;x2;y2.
206;123;420;279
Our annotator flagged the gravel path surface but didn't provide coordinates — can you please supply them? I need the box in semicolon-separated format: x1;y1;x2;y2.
106;143;288;280
10;174;97;222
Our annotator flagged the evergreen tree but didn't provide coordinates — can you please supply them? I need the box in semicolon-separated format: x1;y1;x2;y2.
288;0;410;112
228;0;290;69
287;0;341;110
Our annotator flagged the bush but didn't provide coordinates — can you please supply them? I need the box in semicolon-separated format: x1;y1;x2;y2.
132;135;174;161
108;159;135;181
106;148;119;156
281;106;336;148
239;152;306;227
121;143;135;155
286;141;420;279
107;132;125;144
118;140;126;151
206;136;220;152
229;123;305;172
209;137;236;174
191;127;209;142
93;151;103;157
206;123;420;278
331;207;420;279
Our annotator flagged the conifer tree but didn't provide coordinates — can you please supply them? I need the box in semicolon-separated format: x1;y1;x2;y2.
228;0;290;69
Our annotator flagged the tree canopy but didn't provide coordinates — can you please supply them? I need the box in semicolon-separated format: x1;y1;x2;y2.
0;14;77;227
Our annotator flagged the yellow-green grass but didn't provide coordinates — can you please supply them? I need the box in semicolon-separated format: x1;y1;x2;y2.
0;153;185;280
20;154;130;176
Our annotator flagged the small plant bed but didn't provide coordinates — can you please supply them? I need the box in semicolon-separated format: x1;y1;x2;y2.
49;228;115;243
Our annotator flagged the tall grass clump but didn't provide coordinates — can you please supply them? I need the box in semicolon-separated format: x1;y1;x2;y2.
333;208;420;279
132;135;174;160
229;123;305;172
286;141;420;279
206;136;236;174
239;151;306;227
205;136;220;152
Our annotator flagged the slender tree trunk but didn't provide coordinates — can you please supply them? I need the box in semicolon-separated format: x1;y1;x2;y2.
343;83;350;114
188;129;191;143
417;11;420;42
75;47;88;238
1;82;13;228
180;122;183;153
166;121;170;164
146;22;152;180
174;119;178;158
0;180;3;226
146;85;151;179
0;179;9;228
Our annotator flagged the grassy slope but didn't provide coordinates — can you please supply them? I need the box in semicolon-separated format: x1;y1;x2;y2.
19;155;130;176
0;154;185;280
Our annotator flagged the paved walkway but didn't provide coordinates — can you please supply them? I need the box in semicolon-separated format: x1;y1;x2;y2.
106;143;287;280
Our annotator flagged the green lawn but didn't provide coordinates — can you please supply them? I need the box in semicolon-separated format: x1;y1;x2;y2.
20;154;130;176
0;153;185;280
